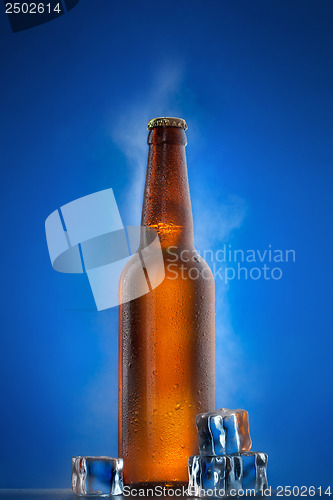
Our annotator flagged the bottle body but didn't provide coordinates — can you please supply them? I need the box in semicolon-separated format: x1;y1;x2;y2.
118;120;215;486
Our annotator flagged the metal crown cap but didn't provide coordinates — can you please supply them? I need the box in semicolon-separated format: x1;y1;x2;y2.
147;117;188;130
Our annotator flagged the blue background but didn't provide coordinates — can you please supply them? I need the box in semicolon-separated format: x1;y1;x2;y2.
0;0;332;490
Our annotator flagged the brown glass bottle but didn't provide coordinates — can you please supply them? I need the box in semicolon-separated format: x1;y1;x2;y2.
118;117;215;486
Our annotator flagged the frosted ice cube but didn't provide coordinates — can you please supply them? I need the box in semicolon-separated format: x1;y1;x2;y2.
195;408;252;455
71;456;123;496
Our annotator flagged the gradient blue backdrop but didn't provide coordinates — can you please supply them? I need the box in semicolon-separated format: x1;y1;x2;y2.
0;0;332;490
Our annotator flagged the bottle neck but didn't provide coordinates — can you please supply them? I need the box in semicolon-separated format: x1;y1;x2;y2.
141;127;194;249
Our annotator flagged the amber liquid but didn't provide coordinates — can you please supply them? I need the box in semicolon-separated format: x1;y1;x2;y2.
119;126;215;485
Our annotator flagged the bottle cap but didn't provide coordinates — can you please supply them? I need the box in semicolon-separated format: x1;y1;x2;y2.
147;117;188;130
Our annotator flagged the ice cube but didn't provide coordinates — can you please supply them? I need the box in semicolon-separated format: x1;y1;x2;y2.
201;456;227;492
188;456;227;497
226;454;242;494
188;452;268;496
188;455;202;497
195;408;252;455
71;456;123;496
240;452;268;493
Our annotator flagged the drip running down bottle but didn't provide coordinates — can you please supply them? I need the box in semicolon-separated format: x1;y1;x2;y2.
118;117;215;487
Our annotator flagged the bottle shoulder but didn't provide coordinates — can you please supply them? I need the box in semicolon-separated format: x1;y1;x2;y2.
120;246;214;286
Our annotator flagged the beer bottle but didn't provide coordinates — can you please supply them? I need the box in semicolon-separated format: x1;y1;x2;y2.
119;117;215;486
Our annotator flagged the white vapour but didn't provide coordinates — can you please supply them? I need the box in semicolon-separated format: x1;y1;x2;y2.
111;64;184;223
193;195;247;249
